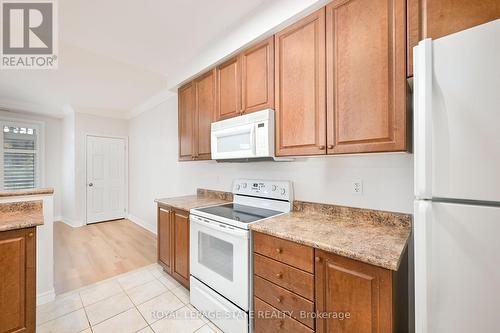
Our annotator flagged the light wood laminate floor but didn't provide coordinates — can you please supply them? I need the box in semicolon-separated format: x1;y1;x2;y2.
54;219;157;294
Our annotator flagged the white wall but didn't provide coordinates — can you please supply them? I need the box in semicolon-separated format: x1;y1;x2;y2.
61;110;76;222
129;95;414;232
0;110;62;217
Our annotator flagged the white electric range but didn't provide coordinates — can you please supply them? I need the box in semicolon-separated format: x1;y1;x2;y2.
189;179;293;333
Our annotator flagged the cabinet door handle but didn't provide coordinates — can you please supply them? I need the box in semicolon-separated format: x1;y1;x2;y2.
276;296;282;303
319;145;325;150
328;145;334;149
276;272;283;279
28;232;34;238
276;248;282;254
315;256;321;262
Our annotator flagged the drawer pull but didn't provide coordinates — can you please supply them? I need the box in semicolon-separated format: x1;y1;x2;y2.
276;273;283;279
276;296;282;303
276;248;282;254
28;232;34;237
315;256;321;262
277;320;284;328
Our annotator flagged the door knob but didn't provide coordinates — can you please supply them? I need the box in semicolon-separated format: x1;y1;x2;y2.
88;183;94;187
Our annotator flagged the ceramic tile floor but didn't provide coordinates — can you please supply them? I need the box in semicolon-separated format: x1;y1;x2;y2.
36;264;223;333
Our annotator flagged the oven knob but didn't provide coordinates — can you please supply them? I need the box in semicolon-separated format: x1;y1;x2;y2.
242;183;247;189
281;188;286;195
272;185;277;191
236;184;240;190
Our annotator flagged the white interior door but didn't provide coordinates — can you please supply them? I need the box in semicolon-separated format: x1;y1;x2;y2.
86;136;126;224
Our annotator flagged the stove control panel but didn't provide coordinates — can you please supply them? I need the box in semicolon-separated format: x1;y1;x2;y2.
232;179;293;202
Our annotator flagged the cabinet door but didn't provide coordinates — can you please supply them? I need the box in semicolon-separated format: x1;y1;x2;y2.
275;9;326;156
194;69;215;160
216;57;241;120
326;0;407;154
315;250;393;333
178;82;195;160
157;206;172;272
407;0;500;76
172;209;190;288
241;37;274;114
0;228;35;333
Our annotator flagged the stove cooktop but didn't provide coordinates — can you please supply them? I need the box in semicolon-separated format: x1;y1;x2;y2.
195;203;282;224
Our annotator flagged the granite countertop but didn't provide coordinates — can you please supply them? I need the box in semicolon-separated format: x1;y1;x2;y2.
155;189;231;211
0;200;44;232
0;187;54;198
250;202;412;271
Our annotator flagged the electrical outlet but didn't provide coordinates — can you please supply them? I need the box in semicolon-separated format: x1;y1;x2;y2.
352;180;363;195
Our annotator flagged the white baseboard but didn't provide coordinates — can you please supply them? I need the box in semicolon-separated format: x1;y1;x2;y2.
54;215;62;222
127;214;156;235
59;217;84;228
37;289;56;306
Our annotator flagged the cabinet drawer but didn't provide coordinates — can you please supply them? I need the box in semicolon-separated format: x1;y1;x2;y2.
253;232;314;273
254;297;313;333
254;275;314;328
253;254;314;300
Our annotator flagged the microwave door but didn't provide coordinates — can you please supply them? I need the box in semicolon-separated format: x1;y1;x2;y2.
211;124;256;159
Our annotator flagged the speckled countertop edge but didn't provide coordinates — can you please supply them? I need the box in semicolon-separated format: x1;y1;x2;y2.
250;202;412;271
0;187;54;198
154;189;231;211
155;189;411;270
0;200;44;232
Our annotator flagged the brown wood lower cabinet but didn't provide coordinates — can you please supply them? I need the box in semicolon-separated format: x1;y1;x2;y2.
253;231;408;333
157;204;190;289
0;227;36;333
315;250;407;333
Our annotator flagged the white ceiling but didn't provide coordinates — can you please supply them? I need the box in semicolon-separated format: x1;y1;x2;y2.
0;0;273;118
60;0;271;78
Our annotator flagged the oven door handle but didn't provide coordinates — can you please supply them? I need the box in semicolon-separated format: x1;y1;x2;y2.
191;215;249;239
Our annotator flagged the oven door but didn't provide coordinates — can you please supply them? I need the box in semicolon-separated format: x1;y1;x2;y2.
211;124;256;160
190;214;249;310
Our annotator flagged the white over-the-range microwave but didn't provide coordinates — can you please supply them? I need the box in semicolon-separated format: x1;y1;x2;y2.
211;109;288;161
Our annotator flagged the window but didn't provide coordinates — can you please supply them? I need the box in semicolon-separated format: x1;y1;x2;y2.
0;121;41;191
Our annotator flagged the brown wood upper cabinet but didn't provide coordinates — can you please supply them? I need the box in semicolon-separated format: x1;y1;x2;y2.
178;69;215;161
216;37;274;121
157;205;190;289
216;57;241;120
241;37;274;114
326;0;407;154
275;9;326;156
178;82;195;160
407;0;500;76
0;228;36;333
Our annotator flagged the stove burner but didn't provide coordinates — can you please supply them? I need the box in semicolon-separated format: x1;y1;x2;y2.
195;203;282;223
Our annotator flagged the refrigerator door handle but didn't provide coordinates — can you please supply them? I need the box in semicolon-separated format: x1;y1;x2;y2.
414;200;431;333
414;39;433;199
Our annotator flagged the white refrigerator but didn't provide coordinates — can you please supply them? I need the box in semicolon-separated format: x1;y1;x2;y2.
413;19;500;333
